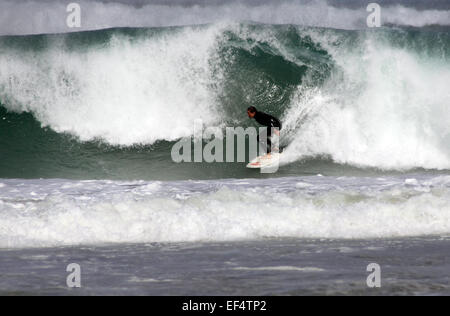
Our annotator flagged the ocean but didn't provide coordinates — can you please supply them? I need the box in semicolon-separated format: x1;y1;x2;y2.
0;0;449;296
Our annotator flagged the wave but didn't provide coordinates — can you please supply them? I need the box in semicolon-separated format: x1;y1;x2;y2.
1;175;449;248
0;25;227;145
1;0;450;36
0;24;329;145
0;23;449;174
282;27;450;170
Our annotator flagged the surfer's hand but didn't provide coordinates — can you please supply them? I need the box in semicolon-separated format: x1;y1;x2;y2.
274;129;280;136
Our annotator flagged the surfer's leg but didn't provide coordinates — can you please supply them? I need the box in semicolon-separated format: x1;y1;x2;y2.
266;128;274;154
257;134;269;154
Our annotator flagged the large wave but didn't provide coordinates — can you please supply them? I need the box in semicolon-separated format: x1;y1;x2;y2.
0;23;449;171
0;26;224;145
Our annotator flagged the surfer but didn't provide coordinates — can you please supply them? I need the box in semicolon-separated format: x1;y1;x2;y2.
247;106;282;155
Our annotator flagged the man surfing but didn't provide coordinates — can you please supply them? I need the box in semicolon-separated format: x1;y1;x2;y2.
247;106;282;158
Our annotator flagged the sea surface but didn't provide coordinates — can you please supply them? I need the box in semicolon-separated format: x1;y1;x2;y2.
0;0;449;295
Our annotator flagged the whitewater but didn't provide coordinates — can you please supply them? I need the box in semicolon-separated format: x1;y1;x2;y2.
1;175;449;248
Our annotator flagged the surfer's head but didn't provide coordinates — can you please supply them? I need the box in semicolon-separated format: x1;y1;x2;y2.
247;106;257;118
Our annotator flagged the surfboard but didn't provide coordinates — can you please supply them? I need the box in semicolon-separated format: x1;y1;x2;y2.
246;153;282;169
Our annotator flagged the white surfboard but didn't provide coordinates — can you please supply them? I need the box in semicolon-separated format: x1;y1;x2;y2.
246;153;282;169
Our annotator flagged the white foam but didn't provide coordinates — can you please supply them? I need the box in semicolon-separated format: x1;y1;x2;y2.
0;25;224;146
283;30;450;171
405;179;419;185
0;176;449;248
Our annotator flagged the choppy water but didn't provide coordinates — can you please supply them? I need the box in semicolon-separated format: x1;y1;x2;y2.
1;237;450;295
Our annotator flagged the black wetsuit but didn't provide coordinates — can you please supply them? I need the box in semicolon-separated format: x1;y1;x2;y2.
253;111;282;153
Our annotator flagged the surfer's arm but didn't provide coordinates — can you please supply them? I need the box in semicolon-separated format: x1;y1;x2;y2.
255;112;282;134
